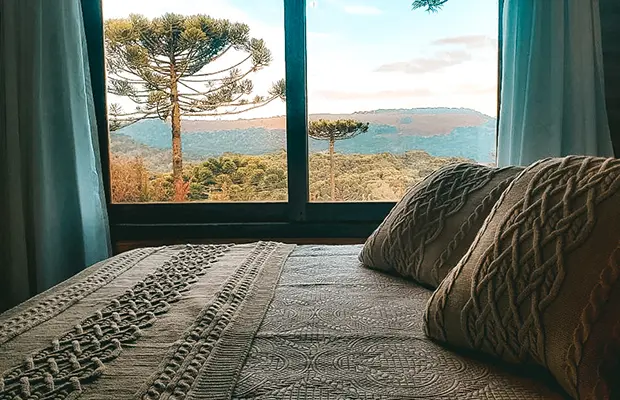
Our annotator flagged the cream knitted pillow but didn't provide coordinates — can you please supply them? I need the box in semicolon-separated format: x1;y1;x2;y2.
424;156;620;399
359;162;523;288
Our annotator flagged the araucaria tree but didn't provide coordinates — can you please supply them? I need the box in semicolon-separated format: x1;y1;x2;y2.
105;14;285;201
308;119;369;200
412;0;449;12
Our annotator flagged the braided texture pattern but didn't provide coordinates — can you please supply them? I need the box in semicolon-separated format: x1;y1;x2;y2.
565;243;620;394
360;162;523;287
0;244;229;400
136;242;281;399
424;156;620;400
0;248;159;345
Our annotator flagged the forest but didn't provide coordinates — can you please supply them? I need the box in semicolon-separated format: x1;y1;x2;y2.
105;3;473;203
110;151;468;203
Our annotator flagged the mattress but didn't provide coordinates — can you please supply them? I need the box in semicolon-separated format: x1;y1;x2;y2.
0;242;566;399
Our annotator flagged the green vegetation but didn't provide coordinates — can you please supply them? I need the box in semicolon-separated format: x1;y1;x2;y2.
105;13;285;200
412;0;449;12
308;119;370;200
105;3;469;205
110;151;468;203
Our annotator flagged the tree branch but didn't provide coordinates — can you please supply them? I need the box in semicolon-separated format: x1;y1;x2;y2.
110;109;157;117
110;114;161;131
109;46;170;76
177;92;209;99
182;50;249;79
412;0;449;12
177;79;203;94
108;76;152;85
178;67;255;98
180;95;278;117
174;44;201;80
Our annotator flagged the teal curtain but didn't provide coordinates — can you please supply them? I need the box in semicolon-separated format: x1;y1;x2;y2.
0;0;111;312
497;0;614;166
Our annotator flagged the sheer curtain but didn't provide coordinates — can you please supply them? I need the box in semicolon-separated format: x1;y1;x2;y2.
497;0;614;166
0;0;111;312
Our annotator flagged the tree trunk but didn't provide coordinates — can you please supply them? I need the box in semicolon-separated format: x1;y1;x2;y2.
170;64;185;202
329;137;335;201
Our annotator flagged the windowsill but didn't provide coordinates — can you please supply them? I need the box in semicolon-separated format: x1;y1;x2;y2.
111;220;380;249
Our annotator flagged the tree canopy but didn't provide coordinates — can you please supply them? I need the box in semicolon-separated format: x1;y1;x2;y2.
412;0;449;12
110;151;468;203
308;119;369;200
308;119;370;142
104;13;285;200
105;13;285;128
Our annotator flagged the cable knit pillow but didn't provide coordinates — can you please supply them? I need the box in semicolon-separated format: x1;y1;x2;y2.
424;156;620;400
359;162;524;288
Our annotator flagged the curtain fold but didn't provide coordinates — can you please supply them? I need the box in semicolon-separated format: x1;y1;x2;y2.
497;0;614;166
0;0;111;312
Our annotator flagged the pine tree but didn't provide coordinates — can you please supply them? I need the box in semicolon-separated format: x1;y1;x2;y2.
105;13;285;201
308;119;369;200
412;0;449;12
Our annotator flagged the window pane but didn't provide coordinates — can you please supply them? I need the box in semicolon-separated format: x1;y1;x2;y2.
307;0;499;202
103;0;287;203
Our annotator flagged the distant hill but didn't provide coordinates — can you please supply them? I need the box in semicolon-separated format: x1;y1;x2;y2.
179;107;491;136
111;107;496;168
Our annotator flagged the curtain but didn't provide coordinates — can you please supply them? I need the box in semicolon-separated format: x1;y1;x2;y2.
0;0;111;312
497;0;615;166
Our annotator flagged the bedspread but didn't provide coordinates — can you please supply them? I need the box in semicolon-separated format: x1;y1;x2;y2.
0;242;565;399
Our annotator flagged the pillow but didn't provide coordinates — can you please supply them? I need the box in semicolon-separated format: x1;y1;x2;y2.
424;156;620;400
359;162;524;288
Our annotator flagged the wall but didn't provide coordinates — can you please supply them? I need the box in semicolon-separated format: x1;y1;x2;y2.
601;0;620;156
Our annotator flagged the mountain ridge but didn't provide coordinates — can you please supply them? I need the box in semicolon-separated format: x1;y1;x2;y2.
112;107;496;169
173;107;493;136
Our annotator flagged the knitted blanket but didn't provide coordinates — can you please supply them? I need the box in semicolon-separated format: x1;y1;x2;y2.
0;243;564;399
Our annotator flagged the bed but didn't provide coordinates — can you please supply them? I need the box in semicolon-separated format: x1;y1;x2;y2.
0;242;567;399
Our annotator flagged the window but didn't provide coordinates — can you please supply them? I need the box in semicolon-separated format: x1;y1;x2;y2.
306;1;499;202
103;0;288;203
90;0;500;239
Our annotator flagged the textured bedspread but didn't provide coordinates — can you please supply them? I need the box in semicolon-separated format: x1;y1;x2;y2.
0;243;565;399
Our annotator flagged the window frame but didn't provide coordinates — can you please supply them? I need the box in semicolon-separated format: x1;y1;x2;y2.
84;0;501;244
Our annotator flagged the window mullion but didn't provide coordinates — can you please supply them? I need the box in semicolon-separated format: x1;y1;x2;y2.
284;0;309;222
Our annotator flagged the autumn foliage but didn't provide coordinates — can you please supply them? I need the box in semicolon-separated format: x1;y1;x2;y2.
110;151;467;203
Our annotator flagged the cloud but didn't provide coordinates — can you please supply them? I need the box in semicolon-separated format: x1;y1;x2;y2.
316;88;433;100
374;51;472;74
102;0;499;118
343;5;383;15
433;35;497;49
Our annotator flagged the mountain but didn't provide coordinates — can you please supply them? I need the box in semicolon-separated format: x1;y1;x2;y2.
178;107;492;136
111;107;496;167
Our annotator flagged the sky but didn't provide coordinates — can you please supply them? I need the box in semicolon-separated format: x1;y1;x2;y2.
103;0;499;119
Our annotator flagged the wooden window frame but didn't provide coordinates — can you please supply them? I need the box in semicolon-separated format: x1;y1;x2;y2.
82;0;501;244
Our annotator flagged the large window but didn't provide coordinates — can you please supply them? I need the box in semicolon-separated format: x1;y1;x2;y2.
102;0;498;205
103;0;287;203
92;0;499;240
307;1;499;202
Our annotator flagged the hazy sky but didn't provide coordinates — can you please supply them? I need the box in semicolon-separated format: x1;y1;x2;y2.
103;0;499;119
